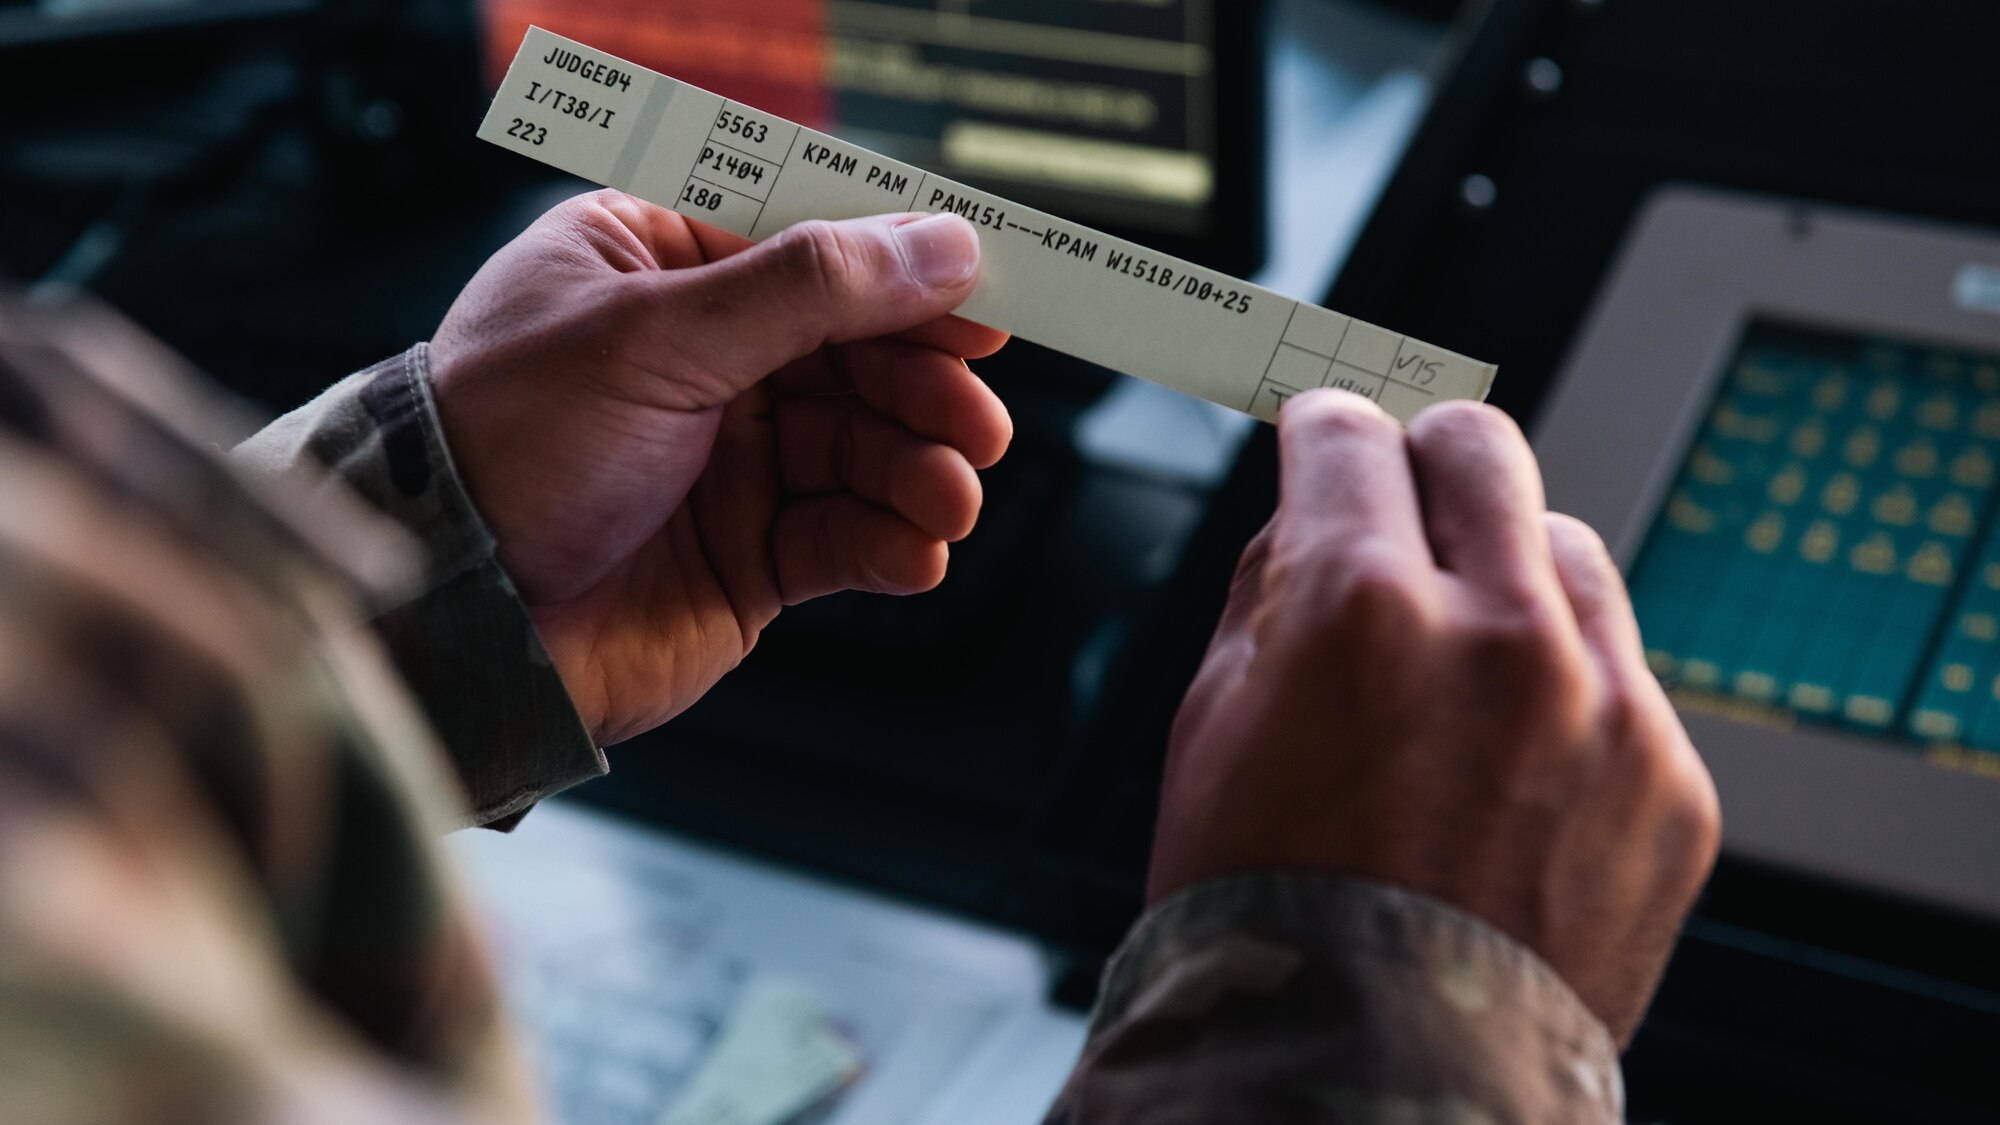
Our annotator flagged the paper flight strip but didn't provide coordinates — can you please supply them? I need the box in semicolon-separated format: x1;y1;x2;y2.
478;27;1497;422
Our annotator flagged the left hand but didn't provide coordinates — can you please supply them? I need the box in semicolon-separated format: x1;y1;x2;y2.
427;190;1012;746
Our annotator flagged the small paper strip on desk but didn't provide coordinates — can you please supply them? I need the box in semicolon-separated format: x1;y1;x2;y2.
478;27;1497;423
657;975;863;1125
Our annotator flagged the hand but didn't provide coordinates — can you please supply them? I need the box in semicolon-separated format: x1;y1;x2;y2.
427;190;1012;746
1150;390;1720;1043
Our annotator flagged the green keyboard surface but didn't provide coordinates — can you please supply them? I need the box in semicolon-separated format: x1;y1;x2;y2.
1629;320;2000;766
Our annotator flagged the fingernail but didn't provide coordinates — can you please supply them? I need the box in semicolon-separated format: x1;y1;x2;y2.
894;214;980;290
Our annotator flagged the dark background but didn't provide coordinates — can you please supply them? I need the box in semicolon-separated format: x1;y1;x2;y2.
1310;1;2000;1118
7;1;2000;1120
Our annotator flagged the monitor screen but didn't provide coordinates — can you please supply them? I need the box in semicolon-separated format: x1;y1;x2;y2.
1629;319;2000;779
479;0;1251;257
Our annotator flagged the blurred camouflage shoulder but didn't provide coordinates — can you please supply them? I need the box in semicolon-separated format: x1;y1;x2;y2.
0;293;535;1123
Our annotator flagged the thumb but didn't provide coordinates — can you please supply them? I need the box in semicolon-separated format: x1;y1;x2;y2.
640;212;982;392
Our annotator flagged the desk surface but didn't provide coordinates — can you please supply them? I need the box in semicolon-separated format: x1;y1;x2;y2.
454;800;1090;1125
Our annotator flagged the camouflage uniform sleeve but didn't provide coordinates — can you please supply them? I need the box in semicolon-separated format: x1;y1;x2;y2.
233;344;604;828
1047;873;1623;1125
0;300;539;1124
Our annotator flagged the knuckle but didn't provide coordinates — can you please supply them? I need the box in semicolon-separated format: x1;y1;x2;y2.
1663;743;1724;856
579;186;634;217
1228;523;1277;590
1464;602;1596;728
1270;537;1433;640
809;497;839;561
1343;574;1433;646
782;220;861;306
1605;698;1723;858
550;187;619;222
1470;597;1574;672
1595;685;1651;750
1341;543;1430;610
1283;390;1400;446
834;406;863;487
1410;399;1525;448
552;190;636;245
1546;510;1608;555
1546;511;1619;576
1487;569;1559;617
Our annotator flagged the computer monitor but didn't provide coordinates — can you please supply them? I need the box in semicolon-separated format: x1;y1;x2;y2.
1626;319;2000;754
1534;186;2000;919
476;0;1264;274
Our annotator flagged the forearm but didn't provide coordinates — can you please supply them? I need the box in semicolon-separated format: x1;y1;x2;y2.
233;345;604;827
1049;874;1623;1125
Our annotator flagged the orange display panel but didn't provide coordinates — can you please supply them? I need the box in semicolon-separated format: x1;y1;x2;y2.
481;0;830;126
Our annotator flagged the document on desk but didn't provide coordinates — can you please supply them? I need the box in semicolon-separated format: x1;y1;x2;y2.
478;27;1497;423
454;802;1089;1125
658;975;862;1125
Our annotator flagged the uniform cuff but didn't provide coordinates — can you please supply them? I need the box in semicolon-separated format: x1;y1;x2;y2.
1052;873;1623;1125
234;346;604;827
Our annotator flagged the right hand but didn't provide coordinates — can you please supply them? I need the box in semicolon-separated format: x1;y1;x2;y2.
1149;390;1720;1044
